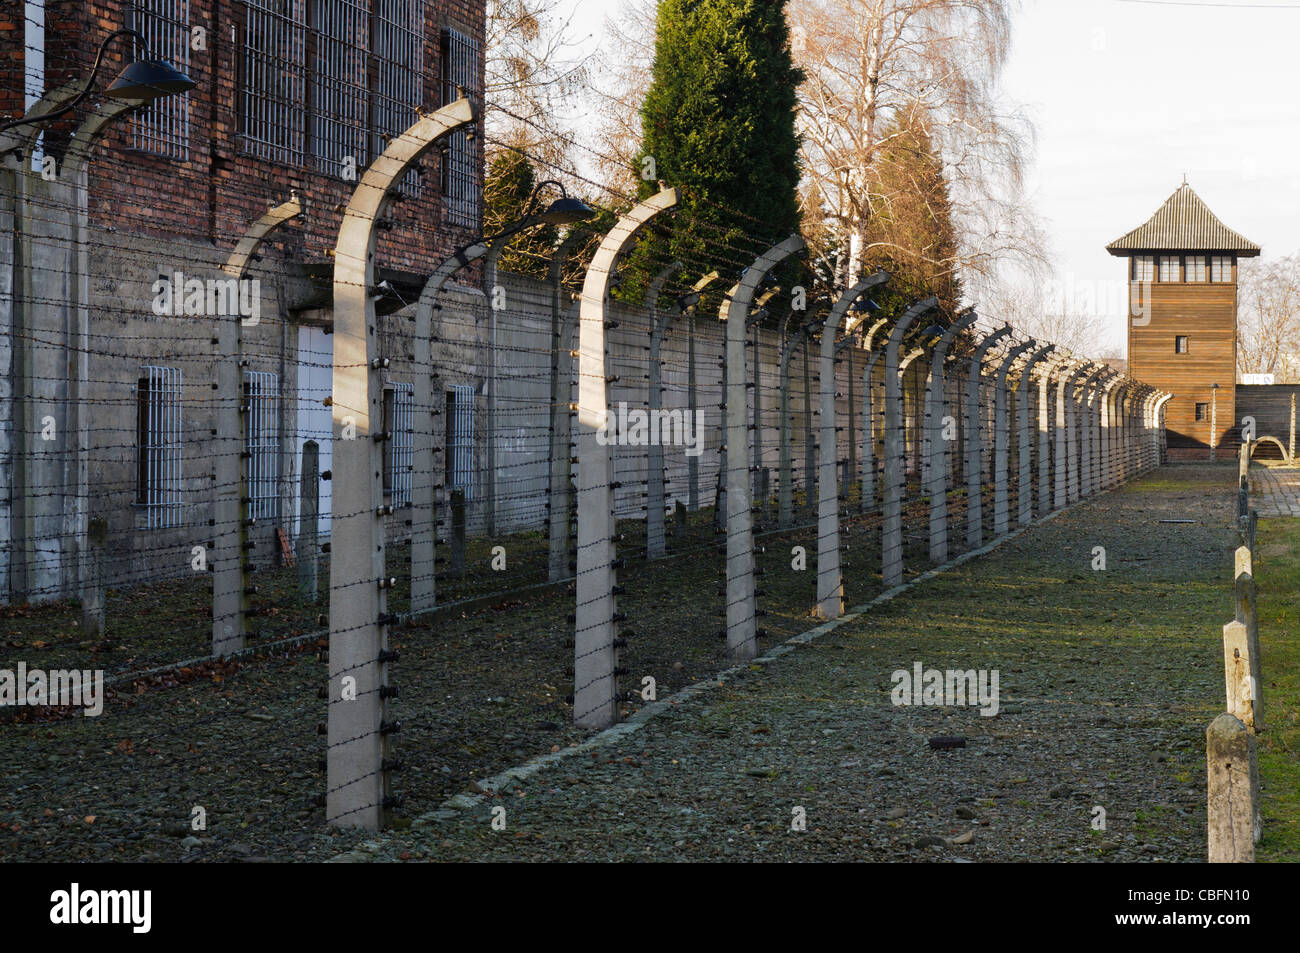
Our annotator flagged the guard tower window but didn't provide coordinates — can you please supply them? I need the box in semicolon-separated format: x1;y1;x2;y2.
1211;255;1234;282
1175;335;1189;354
1185;255;1207;282
1133;255;1154;282
1158;256;1180;282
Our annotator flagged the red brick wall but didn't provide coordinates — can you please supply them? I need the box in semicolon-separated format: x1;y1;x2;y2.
5;0;485;273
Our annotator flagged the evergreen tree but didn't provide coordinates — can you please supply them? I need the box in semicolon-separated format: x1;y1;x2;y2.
629;0;803;303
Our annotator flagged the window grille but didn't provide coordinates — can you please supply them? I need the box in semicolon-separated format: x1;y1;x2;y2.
310;0;369;178
25;0;45;170
375;0;425;195
1185;255;1207;282
441;27;481;228
130;0;191;159
244;370;280;521
1133;256;1154;282
240;0;308;166
136;366;183;529
384;381;414;507
1211;255;1234;283
446;384;475;499
1158;255;1179;282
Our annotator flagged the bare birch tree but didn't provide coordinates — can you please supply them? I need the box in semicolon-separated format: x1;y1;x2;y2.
790;0;1045;298
1238;253;1300;381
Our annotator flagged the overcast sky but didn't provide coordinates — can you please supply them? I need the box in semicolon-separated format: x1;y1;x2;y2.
556;0;1300;352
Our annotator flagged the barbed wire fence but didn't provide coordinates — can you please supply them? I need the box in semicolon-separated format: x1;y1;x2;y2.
0;87;1172;856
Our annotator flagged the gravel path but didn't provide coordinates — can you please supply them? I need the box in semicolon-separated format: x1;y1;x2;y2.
350;464;1236;862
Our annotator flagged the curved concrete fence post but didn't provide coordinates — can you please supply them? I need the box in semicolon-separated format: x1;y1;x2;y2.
993;341;1034;537
777;326;801;528
1064;363;1097;505
573;188;678;728
861;347;885;512
1092;371;1123;494
1016;345;1054;525
1075;366;1107;500
410;238;491;611
926;311;978;564
328;97;476;830
964;325;1011;549
722;235;805;658
777;316;814;528
61;97;142;631
544;229;591;582
1039;355;1071;517
1097;376;1121;490
1114;382;1133;483
816;275;890;616
645;261;684;560
750;286;780;514
1053;360;1087;510
1154;393;1174;466
213;193;303;656
859;317;891;514
1146;390;1163;471
881;296;936;588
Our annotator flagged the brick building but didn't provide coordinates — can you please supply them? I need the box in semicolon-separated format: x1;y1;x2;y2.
1;1;488;603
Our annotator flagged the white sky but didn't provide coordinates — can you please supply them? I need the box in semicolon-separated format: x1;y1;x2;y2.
555;0;1300;352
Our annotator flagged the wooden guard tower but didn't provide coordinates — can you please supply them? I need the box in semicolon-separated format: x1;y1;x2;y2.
1107;183;1260;459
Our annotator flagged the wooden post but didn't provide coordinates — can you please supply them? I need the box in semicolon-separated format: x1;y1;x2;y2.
1223;620;1257;731
1206;712;1259;861
674;498;687;537
297;441;319;602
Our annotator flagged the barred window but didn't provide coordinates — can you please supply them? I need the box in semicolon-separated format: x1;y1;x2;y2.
1211;255;1234;283
445;385;475;499
1133;255;1154;282
240;0;308;166
130;0;191;159
1185;255;1207;282
243;370;280;521
383;382;414;507
1175;335;1189;354
374;0;425;195
136;366;183;528
441;27;481;228
1158;255;1180;282
25;0;45;170
310;0;368;178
